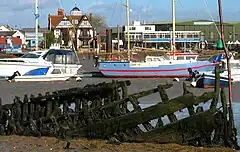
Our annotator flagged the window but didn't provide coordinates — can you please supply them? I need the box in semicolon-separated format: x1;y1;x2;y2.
72;20;78;25
145;27;151;30
146;58;152;62
129;27;136;30
51;69;61;74
186;56;195;60
177;57;184;60
20;53;40;58
210;32;214;39
75;20;78;24
144;34;150;38
165;34;170;38
151;34;156;38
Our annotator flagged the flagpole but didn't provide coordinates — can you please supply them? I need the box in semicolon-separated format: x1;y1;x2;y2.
172;0;176;59
126;0;130;60
35;0;39;51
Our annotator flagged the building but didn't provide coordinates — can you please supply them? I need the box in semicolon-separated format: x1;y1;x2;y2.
48;6;95;48
110;21;201;50
110;20;240;50
0;25;23;52
20;27;48;48
150;20;240;47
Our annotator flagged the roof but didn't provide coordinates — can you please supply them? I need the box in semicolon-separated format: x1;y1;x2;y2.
71;7;80;11
0;31;16;36
48;15;63;29
21;28;49;33
49;14;91;29
0;37;22;44
149;19;238;26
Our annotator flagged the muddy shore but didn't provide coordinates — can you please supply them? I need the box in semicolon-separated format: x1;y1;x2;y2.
0;58;239;104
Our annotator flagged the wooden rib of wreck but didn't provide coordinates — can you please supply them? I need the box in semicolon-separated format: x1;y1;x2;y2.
0;66;238;150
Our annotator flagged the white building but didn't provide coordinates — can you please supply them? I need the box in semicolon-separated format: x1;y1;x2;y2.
12;30;26;44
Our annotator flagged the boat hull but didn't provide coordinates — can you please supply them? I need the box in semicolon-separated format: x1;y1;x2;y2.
195;74;232;88
14;75;72;82
98;61;216;78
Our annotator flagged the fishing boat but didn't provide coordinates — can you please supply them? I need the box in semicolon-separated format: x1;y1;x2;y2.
97;0;214;78
0;48;82;82
98;56;216;78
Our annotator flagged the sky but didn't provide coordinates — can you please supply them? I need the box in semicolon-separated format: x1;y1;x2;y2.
0;0;239;28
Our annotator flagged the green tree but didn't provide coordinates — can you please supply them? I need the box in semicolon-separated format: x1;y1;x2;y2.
62;29;69;46
91;15;108;33
46;30;54;48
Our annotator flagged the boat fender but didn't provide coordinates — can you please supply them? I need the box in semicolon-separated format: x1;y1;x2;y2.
76;77;82;82
191;81;197;87
173;78;180;82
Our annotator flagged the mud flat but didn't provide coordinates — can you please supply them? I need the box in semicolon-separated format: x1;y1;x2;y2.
0;136;235;152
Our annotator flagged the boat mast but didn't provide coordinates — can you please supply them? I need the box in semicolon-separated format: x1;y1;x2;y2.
126;0;130;60
172;0;176;59
35;0;39;51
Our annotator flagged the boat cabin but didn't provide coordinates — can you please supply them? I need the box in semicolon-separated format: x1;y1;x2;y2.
145;53;198;63
41;49;79;64
0;49;80;65
167;53;199;61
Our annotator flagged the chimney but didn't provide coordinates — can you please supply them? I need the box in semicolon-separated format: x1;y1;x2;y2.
89;13;92;21
58;8;64;15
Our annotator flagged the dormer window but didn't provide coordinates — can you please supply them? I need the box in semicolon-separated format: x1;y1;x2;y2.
72;20;78;25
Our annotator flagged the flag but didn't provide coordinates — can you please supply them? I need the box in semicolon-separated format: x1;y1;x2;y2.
35;14;40;19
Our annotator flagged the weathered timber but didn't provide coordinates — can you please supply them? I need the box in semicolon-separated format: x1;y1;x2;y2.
220;89;229;146
99;83;173;111
28;80;131;105
158;85;177;122
128;109;218;145
210;64;220;109
183;82;195;116
82;92;215;137
128;96;154;131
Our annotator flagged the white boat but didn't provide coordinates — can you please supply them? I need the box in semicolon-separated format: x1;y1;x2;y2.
0;48;82;82
190;53;240;88
206;53;240;82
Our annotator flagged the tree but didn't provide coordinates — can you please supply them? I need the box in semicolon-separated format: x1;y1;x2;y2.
91;15;108;33
62;29;69;46
46;30;54;48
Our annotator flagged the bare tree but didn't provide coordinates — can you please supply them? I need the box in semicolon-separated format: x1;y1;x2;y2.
91;15;108;33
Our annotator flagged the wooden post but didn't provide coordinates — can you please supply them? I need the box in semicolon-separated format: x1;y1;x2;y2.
158;85;177;122
220;89;229;146
183;82;195;115
210;64;220;109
